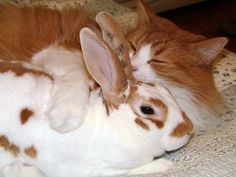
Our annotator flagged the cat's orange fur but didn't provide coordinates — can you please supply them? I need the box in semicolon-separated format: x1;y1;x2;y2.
0;4;98;61
127;0;228;119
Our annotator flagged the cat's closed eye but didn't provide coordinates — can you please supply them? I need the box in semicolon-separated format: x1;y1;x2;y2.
148;59;167;64
129;42;137;54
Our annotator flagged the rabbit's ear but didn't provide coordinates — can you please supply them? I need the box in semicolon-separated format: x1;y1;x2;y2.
80;28;128;105
96;12;133;80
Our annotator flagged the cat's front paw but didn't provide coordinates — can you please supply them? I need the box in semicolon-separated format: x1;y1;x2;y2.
3;163;45;177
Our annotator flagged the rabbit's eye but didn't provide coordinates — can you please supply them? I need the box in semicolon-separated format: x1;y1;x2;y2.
140;106;155;115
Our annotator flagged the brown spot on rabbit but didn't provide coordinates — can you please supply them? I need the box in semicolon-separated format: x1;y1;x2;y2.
20;108;34;124
8;144;20;157
0;135;20;157
148;98;168;122
0;135;10;148
135;117;149;130
146;118;164;129
171;112;193;137
24;145;37;158
0;61;53;80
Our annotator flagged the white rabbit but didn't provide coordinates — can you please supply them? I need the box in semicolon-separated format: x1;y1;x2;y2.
0;15;193;177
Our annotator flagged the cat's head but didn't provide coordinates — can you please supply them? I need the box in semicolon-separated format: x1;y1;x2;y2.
126;0;228;125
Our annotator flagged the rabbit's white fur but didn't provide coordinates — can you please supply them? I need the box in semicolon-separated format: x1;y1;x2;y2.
32;46;90;132
0;27;192;177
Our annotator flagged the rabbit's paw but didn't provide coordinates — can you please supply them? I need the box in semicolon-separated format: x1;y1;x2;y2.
47;104;86;133
3;163;45;177
128;158;174;175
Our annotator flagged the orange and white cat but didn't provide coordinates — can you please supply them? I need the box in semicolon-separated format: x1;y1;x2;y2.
127;0;228;127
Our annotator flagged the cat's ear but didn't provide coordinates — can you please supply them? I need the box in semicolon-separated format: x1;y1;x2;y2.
190;37;228;64
137;0;157;24
80;27;127;104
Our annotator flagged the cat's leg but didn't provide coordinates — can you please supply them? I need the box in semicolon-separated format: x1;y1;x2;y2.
32;47;91;133
2;162;46;177
128;158;174;175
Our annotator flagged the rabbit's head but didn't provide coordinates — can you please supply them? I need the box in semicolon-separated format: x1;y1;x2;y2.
80;12;193;156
